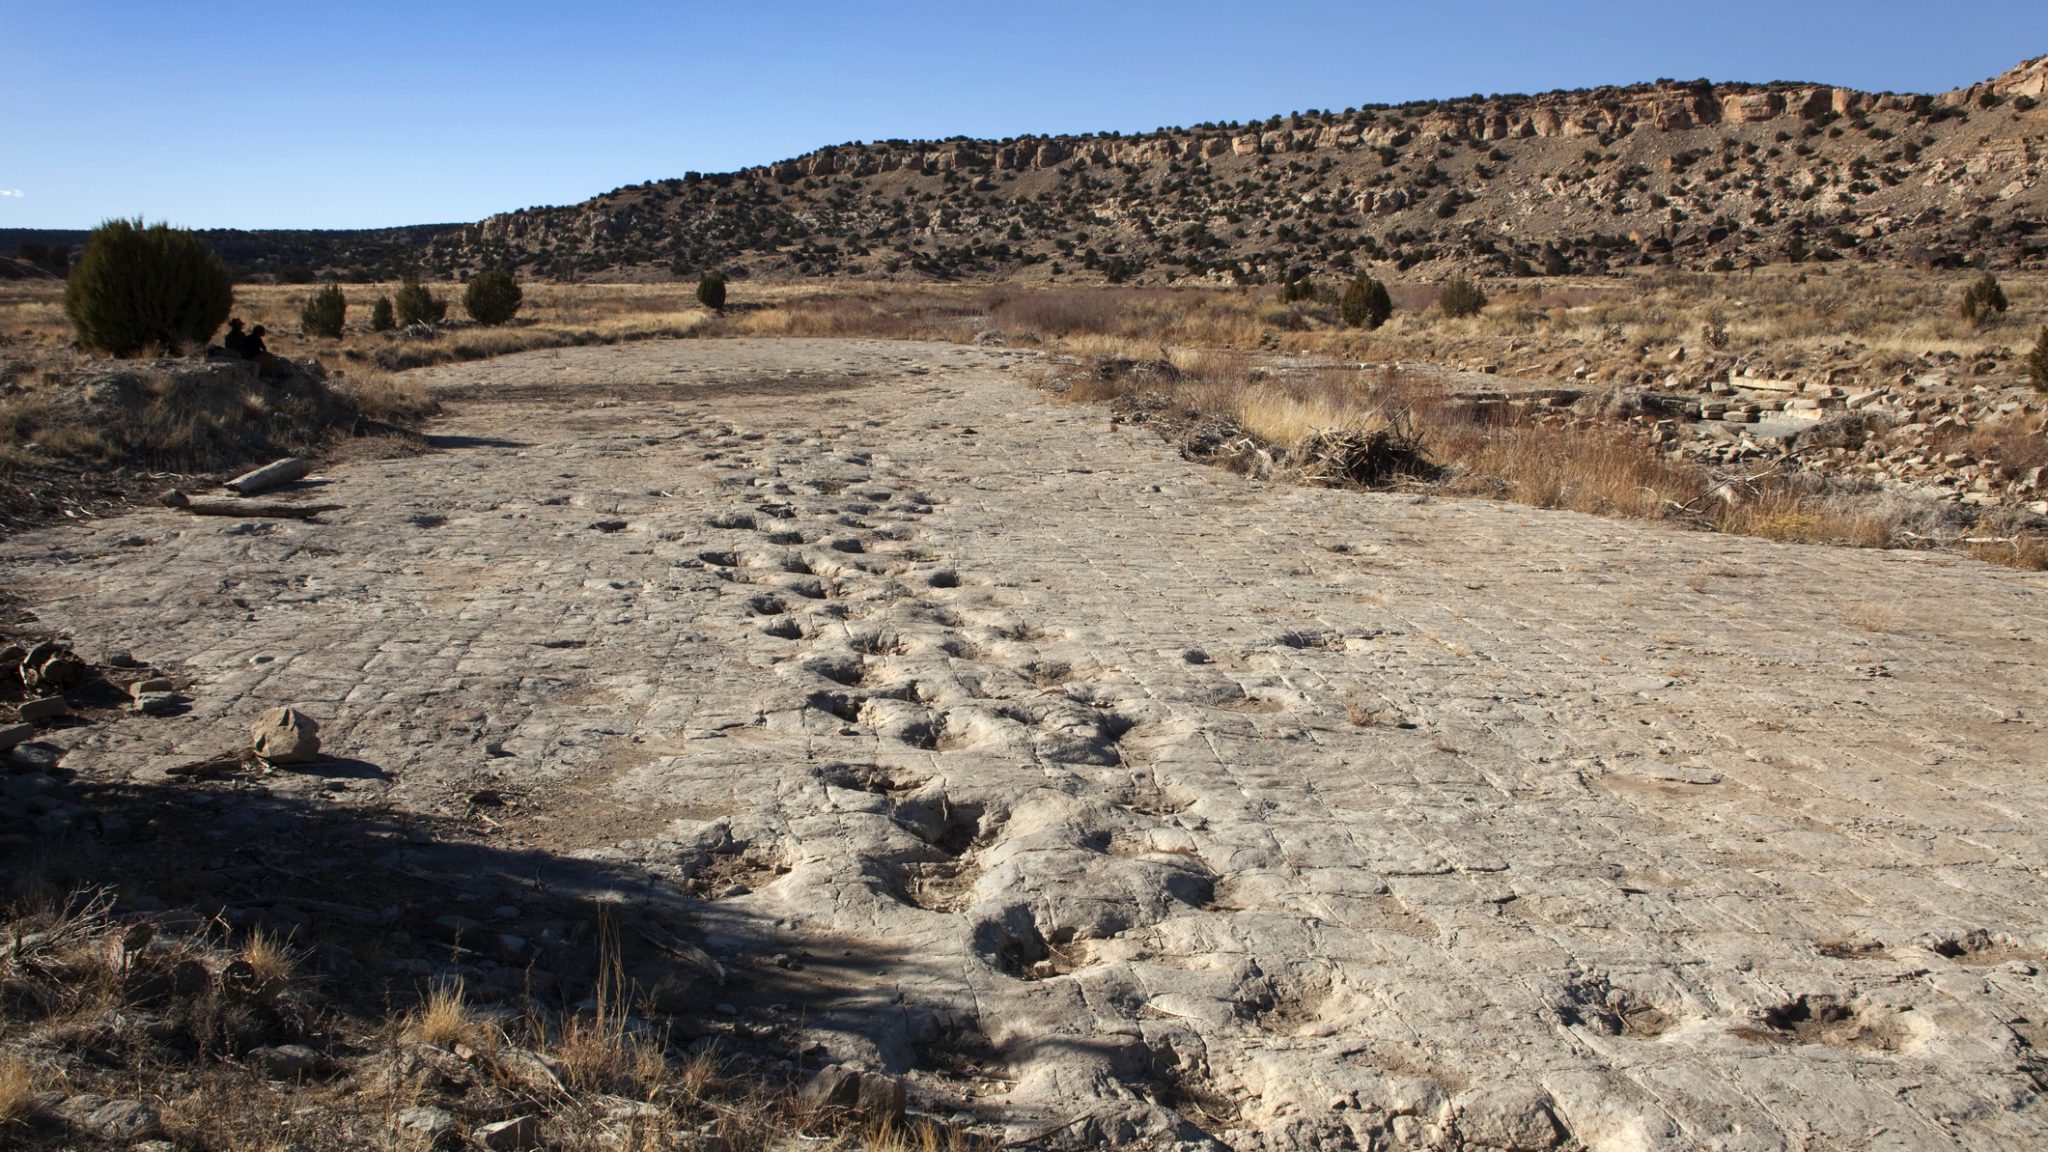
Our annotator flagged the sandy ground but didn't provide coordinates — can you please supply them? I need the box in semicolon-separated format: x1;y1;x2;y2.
6;338;2048;1150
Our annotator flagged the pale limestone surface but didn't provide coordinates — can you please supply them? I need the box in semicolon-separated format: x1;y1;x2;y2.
6;338;2048;1150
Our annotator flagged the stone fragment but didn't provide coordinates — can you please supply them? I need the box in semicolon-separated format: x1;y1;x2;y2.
61;1095;166;1142
475;1115;541;1151
131;677;175;696
0;722;33;751
798;1064;906;1126
247;1043;325;1081
16;696;70;723
1452;1086;1565;1151
397;1105;458;1140
132;692;180;716
250;706;320;764
493;1047;565;1095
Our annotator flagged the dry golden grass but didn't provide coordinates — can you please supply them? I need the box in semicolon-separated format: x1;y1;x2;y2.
1232;380;1389;444
407;981;486;1051
8;265;2043;374
0;1056;37;1128
1970;535;2048;571
5;266;2041;562
1841;601;1905;633
240;927;297;988
859;1117;982;1151
547;911;667;1099
327;365;435;425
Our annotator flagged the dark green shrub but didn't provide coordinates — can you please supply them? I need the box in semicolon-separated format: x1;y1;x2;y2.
2027;326;2048;392
1436;276;1488;319
462;269;523;326
1340;275;1393;330
63;218;234;357
394;274;446;327
18;242;70;274
370;295;395;332
1960;273;2009;326
696;271;727;311
299;283;346;338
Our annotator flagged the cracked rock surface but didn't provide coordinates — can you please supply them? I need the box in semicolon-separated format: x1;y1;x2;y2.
6;337;2048;1150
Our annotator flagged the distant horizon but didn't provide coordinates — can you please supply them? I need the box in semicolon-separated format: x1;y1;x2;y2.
4;1;2042;232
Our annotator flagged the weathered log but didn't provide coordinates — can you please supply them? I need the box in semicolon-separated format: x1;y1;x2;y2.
226;457;314;495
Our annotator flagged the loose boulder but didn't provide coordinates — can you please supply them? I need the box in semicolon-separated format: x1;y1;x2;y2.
798;1064;907;1126
250;706;321;764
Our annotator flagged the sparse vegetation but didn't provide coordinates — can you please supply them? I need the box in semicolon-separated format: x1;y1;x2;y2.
298;283;346;338
462;268;523;325
369;293;395;332
63;219;234;357
2029;326;2048;391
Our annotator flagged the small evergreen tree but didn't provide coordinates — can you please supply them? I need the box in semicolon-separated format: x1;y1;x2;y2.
1960;273;2009;326
393;274;446;326
369;294;396;332
299;283;346;338
463;269;523;326
1340;275;1393;330
63;218;234;357
1437;276;1488;319
2027;325;2048;392
696;271;727;311
1362;277;1393;329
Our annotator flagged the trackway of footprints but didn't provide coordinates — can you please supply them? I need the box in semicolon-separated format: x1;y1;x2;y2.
8;338;2048;1151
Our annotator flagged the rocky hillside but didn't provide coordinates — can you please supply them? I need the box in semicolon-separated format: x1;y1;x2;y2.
421;57;2048;286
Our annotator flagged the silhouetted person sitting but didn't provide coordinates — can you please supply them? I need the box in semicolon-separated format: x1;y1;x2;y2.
223;318;248;358
240;324;293;380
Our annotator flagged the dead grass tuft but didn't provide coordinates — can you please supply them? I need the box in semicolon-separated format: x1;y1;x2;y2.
0;1056;37;1127
408;980;486;1051
547;909;667;1098
1841;602;1904;633
239;927;297;988
861;1116;982;1151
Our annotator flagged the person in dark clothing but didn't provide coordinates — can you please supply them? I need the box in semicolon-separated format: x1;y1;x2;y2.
241;324;293;380
223;318;248;357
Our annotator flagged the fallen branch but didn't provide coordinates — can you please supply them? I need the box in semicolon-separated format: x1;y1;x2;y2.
160;489;342;520
163;750;261;779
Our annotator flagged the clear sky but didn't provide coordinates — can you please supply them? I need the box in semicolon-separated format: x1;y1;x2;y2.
3;2;2042;231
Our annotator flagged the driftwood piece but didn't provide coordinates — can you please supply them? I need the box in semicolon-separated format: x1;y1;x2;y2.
159;489;341;520
163;750;261;779
226;457;314;495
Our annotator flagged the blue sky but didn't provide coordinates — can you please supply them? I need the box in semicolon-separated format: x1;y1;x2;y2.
3;2;2042;230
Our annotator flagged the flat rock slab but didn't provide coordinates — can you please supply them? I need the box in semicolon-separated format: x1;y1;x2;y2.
6;338;2048;1150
